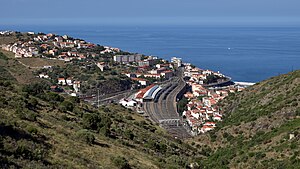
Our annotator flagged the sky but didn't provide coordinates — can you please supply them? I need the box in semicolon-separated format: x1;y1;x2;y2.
1;0;300;25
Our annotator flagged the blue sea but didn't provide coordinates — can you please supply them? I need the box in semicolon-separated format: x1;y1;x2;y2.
1;24;300;82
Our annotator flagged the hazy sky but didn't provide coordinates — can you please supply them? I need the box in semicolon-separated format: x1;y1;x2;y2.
1;0;300;25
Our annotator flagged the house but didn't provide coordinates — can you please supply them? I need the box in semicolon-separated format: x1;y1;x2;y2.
15;53;23;58
97;62;109;71
55;37;63;42
160;70;173;79
184;92;194;99
131;78;149;86
39;74;49;79
58;78;66;85
73;81;81;93
144;74;161;79
119;99;137;107
204;122;216;127
124;73;137;78
66;78;73;86
199;125;214;133
213;115;222;121
149;67;166;74
60;42;75;48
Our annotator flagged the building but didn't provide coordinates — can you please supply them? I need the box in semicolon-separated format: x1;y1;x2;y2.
138;59;157;67
119;99;137;107
97;62;109;71
113;54;142;64
171;57;182;67
73;81;81;93
131;78;149;86
161;70;173;79
66;78;73;86
58;78;66;85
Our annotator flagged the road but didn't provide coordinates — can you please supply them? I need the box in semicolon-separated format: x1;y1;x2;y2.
143;69;191;139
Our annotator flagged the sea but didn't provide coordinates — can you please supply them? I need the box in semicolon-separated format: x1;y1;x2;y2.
1;24;300;82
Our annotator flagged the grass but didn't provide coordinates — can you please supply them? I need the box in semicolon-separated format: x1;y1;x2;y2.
192;70;300;168
0;76;199;168
0;36;17;45
0;49;15;59
19;57;65;69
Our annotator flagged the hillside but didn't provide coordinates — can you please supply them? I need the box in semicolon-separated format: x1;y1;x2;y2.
0;52;200;168
192;70;300;168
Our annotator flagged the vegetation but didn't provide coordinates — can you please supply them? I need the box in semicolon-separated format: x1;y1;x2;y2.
194;70;300;168
0;51;200;168
177;97;189;116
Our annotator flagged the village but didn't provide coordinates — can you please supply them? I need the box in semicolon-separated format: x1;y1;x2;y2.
1;30;251;136
0;30;180;98
181;64;246;135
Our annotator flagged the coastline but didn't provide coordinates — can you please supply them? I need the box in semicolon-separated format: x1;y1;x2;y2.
2;24;300;82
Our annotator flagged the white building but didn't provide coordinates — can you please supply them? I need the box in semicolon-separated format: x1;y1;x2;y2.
171;57;182;67
119;99;137;107
73;81;81;93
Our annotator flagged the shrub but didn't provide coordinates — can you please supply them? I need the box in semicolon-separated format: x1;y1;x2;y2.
125;115;133;120
124;130;134;140
23;82;49;96
76;129;95;145
82;113;101;130
99;125;110;137
28;98;38;109
26;126;38;134
17;109;38;121
59;101;74;112
111;156;131;169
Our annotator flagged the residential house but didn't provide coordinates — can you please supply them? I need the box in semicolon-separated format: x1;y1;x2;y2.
58;78;66;85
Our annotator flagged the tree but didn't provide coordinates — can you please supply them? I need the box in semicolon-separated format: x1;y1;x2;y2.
59;101;74;112
82;113;101;130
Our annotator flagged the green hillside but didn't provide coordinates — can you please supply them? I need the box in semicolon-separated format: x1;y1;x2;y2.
0;53;199;168
1;47;300;169
193;70;300;168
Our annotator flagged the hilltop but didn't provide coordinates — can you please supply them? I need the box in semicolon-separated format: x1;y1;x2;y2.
191;70;300;168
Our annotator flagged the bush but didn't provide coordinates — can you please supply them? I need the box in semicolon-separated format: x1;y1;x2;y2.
125;115;133;120
124;130;134;140
68;96;80;104
111;156;131;169
17;109;38;121
76;129;95;145
82;113;101;130
44;92;64;102
28;98;38;109
99;125;110;137
59;101;74;112
26;126;38;134
22;82;49;96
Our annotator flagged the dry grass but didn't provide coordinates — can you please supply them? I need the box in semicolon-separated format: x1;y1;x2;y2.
19;57;65;69
0;36;17;45
0;49;15;59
